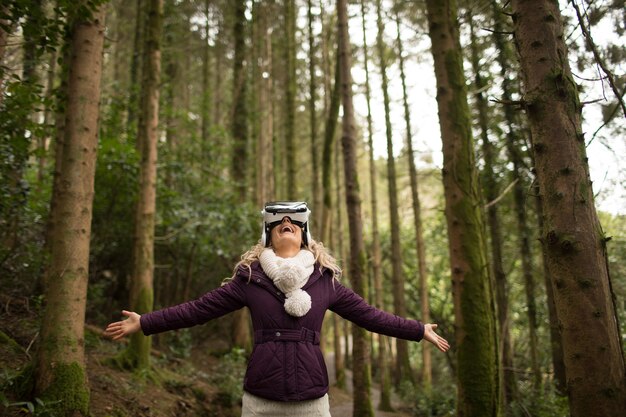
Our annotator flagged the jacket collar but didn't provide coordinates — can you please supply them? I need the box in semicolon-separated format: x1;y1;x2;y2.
237;261;325;296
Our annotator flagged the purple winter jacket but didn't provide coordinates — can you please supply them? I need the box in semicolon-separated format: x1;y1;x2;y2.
140;261;424;402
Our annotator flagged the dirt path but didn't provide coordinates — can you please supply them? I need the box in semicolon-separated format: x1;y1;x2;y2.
326;354;412;417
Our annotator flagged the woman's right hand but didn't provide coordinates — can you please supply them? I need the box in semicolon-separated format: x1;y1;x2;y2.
104;310;142;340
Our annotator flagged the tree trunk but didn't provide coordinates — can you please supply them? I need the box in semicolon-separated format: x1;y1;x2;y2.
126;0;143;135
321;47;341;244
283;0;296;198
534;182;566;393
334;115;348;383
39;46;58;185
201;0;212;166
424;1;499;416
511;1;626;414
394;7;432;388
126;0;163;370
361;0;392;410
337;0;374;415
307;0;321;227
255;1;274;204
34;6;105;415
374;0;412;386
467;14;515;412
231;0;249;200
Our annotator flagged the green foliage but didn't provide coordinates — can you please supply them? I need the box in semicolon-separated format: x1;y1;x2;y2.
509;385;569;417
208;348;246;407
163;328;193;359
398;379;456;417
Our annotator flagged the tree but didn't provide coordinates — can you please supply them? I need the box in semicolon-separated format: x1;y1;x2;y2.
231;0;249;199
125;0;163;370
394;4;431;388
374;0;412;385
307;0;321;223
361;0;392;409
424;0;500;415
337;0;374;415
34;4;106;415
511;1;626;414
283;0;296;198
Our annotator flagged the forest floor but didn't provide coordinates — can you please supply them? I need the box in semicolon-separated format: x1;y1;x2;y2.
0;296;412;417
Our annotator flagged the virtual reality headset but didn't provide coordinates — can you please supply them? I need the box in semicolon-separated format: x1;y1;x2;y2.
261;201;312;247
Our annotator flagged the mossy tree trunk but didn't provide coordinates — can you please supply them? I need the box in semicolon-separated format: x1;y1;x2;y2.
34;5;105;416
337;0;374;415
424;1;500;416
374;0;413;387
467;14;516;411
511;1;626;414
361;0;392;409
230;0;252;350
126;0;163;371
394;5;431;389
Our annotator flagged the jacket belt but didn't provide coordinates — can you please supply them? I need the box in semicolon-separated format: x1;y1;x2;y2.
254;328;320;345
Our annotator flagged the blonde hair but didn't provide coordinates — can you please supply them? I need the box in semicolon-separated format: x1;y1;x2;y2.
229;239;342;281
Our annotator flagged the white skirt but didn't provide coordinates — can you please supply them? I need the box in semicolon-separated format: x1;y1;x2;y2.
241;391;331;417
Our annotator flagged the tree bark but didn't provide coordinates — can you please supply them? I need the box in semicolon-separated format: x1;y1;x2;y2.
126;0;163;370
307;0;321;228
284;0;296;199
231;0;249;200
467;13;516;411
511;1;626;414
394;6;432;388
126;0;143;135
321;47;341;244
424;1;500;416
362;0;392;409
337;0;374;415
534;182;566;393
201;0;212;166
34;5;105;415
374;0;412;386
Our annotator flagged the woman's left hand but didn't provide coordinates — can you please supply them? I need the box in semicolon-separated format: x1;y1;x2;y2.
423;323;450;352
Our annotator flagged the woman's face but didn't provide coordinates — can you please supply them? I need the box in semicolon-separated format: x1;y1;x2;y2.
270;217;303;250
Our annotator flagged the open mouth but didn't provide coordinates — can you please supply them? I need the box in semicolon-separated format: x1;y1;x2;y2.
280;224;295;234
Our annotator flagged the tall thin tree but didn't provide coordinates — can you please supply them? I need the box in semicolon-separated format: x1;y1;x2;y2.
125;0;163;370
337;0;374;415
467;12;516;410
374;0;412;385
394;5;432;388
424;0;500;415
361;0;392;409
284;0;296;198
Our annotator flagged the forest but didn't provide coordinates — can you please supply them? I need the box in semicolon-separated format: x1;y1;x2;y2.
0;0;625;416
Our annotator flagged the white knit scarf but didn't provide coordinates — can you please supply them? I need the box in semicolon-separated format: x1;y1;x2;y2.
259;248;315;317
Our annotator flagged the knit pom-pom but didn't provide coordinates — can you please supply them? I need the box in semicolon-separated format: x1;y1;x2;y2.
284;289;312;317
274;263;307;293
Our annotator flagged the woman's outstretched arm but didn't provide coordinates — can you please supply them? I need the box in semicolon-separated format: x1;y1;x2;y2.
104;310;141;340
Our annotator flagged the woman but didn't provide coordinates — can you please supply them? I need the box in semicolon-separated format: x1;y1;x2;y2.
105;201;449;416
